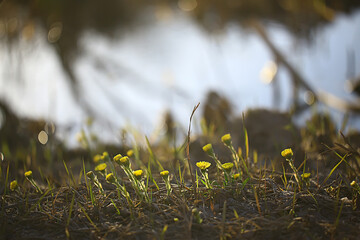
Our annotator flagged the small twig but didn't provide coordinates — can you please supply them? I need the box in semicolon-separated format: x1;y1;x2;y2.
186;102;200;196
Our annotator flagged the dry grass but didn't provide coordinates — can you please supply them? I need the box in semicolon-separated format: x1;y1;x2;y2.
1;109;360;240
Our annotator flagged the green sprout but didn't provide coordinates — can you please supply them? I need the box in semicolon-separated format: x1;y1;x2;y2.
105;173;132;206
301;173;311;188
114;154;149;202
222;162;234;185
160;170;172;196
192;208;203;224
281;148;302;190
221;133;250;178
24;170;43;194
87;170;104;195
196;161;212;189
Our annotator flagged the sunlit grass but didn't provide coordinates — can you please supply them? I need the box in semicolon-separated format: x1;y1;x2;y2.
1;110;360;239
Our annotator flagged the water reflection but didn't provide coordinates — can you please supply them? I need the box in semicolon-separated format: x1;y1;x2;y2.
0;3;360;145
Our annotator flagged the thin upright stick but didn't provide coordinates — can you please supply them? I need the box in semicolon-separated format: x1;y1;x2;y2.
186;102;200;196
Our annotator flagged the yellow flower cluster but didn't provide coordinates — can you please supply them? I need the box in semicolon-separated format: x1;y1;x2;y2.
95;163;107;172
221;133;232;146
115;156;130;167
301;173;311;180
222;162;234;171
86;171;95;180
202;144;214;155
10;180;18;191
196;161;211;170
133;170;143;179
24;170;33;179
160;170;169;177
127;149;134;157
93;154;102;163
233;173;240;180
281;148;293;160
106;173;115;183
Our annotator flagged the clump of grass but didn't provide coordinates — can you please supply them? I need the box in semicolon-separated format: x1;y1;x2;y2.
105;172;132;206
3;107;360;240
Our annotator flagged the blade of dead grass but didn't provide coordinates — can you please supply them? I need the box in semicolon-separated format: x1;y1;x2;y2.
321;152;348;187
186;102;200;195
63;160;76;186
147;160;159;191
66;192;75;226
253;187;261;216
79;204;99;231
242;113;249;162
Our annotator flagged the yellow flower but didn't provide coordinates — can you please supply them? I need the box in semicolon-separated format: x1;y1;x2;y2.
113;154;122;162
127;149;134;157
24;170;33;179
350;180;356;187
281;148;293;160
160;170;169;178
86;171;95;180
196;161;211;170
93;154;102;163
106;173;115;183
301;173;311;180
221;134;232;146
115;156;130;167
10;180;18;191
233;173;240;180
95;163;107;172
202;144;214;156
133;170;143;180
222;162;234;171
101;151;109;160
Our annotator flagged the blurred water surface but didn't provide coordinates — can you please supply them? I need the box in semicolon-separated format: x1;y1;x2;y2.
0;5;360;145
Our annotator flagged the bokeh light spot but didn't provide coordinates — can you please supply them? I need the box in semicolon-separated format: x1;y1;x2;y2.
178;0;197;12
45;122;56;134
38;130;48;145
48;22;63;43
304;91;315;105
260;61;278;84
